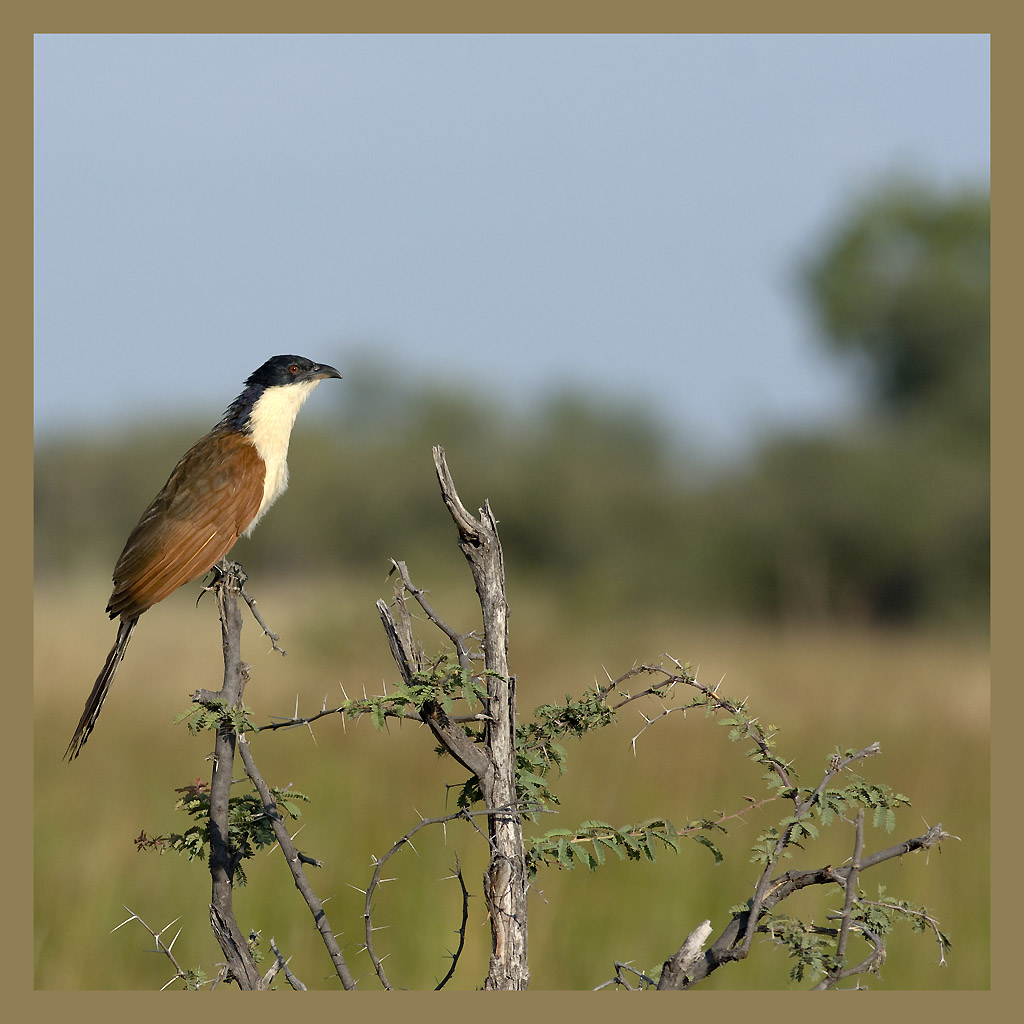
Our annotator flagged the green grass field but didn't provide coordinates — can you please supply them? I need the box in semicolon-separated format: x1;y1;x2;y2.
35;571;989;991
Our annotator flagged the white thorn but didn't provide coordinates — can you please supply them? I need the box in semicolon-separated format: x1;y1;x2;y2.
111;908;139;933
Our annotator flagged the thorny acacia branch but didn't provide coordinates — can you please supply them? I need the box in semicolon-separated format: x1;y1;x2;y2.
237;733;356;989
112;906;202;991
361;447;530;990
574;660;953;990
656;819;952;988
202;560;262;989
200;560;355;990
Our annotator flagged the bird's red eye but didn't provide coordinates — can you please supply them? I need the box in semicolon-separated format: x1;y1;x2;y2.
289;364;299;374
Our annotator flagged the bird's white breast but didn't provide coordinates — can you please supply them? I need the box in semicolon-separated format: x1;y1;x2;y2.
243;379;321;535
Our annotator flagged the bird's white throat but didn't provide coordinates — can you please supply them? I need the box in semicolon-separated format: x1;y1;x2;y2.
244;378;322;534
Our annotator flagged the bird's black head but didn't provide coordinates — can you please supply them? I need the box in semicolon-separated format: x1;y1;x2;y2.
220;355;342;432
245;355;343;389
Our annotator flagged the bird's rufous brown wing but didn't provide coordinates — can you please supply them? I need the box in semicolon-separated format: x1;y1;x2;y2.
106;429;265;620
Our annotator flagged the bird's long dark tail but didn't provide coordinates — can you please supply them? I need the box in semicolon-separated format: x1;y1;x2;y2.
65;617;138;760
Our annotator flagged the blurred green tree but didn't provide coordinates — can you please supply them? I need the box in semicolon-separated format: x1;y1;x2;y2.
802;178;989;448
714;177;991;623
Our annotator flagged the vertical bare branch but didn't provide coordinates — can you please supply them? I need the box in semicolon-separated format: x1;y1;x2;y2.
204;560;262;989
428;446;530;990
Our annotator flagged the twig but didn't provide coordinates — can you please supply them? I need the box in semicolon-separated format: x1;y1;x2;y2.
236;733;356;989
257;700;490;732
859;821;954;871
388;559;473;671
268;938;308;990
112;906;203;990
594;961;659;990
435;855;471;990
810;920;887;989
856;898;950;966
239;577;287;655
205;558;286;654
360;805;517;989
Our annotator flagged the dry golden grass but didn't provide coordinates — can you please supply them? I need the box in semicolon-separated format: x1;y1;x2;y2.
35;572;989;990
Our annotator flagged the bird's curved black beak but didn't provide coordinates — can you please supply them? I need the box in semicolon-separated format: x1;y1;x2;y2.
311;363;342;381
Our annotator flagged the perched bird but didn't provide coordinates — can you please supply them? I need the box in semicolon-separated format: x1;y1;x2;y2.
65;354;342;759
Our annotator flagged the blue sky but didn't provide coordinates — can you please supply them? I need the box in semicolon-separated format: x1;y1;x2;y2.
33;33;989;455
